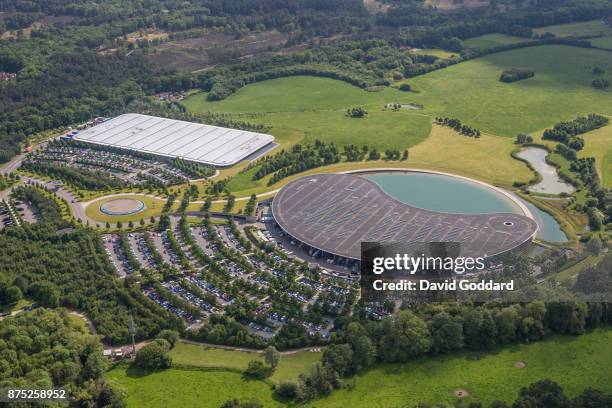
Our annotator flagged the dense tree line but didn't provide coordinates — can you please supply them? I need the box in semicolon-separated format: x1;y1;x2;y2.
276;296;612;402
544;114;609;142
592;78;610;90
252;141;340;186
171;158;216;179
542;114;610;228
187;313;265;348
0;50;154;164
0;219;183;343
11;185;65;226
21;161;128;191
0;308;126;406
435;117;481;137
500;68;535;83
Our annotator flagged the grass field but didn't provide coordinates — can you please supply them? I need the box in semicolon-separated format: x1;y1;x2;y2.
108;330;612;408
169;342;322;382
464;33;530;49
84;194;168;223
533;20;612;38
223;125;531;196
183;76;432;151
591;36;612;50
406;45;612;136
410;48;457;58
185;46;612;142
579;123;612;188
320;329;612;407
108;368;277;407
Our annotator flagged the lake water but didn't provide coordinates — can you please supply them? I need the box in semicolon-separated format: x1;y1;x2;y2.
515;147;575;195
365;172;520;214
364;171;568;242
521;200;568;243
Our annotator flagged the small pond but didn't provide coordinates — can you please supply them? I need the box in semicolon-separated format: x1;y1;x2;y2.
516;147;575;195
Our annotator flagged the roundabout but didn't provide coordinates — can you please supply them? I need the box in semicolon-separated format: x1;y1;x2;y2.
100;198;146;216
84;194;167;224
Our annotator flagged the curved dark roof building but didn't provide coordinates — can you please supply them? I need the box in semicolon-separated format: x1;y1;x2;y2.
271;173;538;260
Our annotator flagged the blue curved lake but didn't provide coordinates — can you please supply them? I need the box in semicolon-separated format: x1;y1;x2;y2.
364;172;520;214
364;171;568;242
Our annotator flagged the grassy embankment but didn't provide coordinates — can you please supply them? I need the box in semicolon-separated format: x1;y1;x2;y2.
108;329;612;408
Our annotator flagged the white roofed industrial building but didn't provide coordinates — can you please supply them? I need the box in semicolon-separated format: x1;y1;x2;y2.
73;113;275;167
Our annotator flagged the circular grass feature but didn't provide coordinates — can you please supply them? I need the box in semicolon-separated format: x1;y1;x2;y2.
100;198;146;216
85;194;168;223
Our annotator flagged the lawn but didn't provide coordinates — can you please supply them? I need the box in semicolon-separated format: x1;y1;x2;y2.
84;194;168;223
107;368;278;408
464;33;530;49
406;45;612;137
533;20;612;38
579;123;612;188
222;125;534;196
169;342;322;382
108;330;612;408
591;36;612;50
185;46;612;141
320;330;612;407
183;76;432;152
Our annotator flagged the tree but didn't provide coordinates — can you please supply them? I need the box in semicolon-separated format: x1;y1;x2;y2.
399;83;411;92
157;214;170;231
346;322;375;371
264;346;281;369
128;220;134;228
496;306;519;344
430;312;464;354
0;284;22;305
463;308;497;350
134;339;172;370
297;362;340;401
586;235;603;255
572;388;612;407
244;360;267;379
379;310;431;362
346;107;367;118
156;330;179;348
220;399;263;408
116;221;122;229
29;281;60;308
515;379;570;408
139;218;145;226
592;78;610;90
516;133;534;144
322;344;353;376
275;381;299;399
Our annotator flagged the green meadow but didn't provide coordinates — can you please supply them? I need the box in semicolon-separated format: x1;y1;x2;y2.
320;329;612;407
463;33;530;49
579;123;612;188
168;342;322;382
591;36;612;50
183;76;433;151
185;45;612;141
533;20;612;38
107;330;612;408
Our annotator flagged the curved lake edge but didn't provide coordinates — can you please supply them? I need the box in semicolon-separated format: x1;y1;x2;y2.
345;168;533;218
515;146;575;195
346;168;569;243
